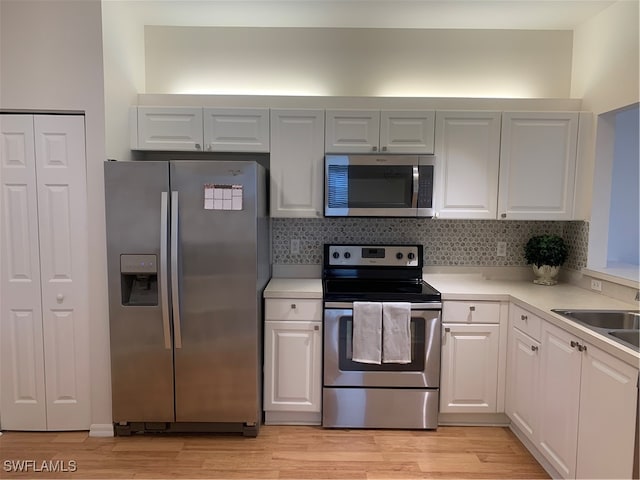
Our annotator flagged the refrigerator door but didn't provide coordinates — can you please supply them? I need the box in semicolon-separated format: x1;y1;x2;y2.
170;161;261;423
104;161;175;422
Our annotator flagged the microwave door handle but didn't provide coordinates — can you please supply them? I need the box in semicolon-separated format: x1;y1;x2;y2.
411;165;419;208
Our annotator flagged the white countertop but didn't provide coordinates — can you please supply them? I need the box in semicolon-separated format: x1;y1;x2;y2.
264;278;323;299
425;273;639;366
265;274;639;366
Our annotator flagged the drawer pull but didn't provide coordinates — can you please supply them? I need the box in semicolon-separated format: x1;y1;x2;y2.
291;304;296;309
570;340;578;348
444;327;451;333
314;325;319;331
577;343;587;352
521;315;528;321
469;306;476;312
531;345;538;352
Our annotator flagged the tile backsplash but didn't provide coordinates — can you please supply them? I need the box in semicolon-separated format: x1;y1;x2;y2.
272;218;589;271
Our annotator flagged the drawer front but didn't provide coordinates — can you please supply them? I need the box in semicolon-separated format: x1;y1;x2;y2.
265;299;323;321
443;301;500;324
510;304;542;341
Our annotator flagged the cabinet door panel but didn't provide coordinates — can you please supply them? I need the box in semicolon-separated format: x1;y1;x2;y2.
506;327;540;442
499;112;578;220
270;110;324;217
204;108;269;152
538;322;581;478
137;107;203;151
34;115;90;430
435;111;501;219
325;110;380;153
380;110;435;154
0;114;47;430
264;321;321;412
440;324;499;413
576;344;637;479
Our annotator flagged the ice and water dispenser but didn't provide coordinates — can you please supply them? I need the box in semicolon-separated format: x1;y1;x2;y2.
120;254;158;306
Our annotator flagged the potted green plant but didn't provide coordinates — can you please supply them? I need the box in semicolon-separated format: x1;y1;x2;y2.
524;234;569;285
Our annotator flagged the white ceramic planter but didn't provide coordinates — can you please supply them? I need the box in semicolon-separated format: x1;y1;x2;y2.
532;264;560;285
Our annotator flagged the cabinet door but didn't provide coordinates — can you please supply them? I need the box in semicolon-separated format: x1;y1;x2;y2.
498;112;578;220
34;115;91;431
576;344;637;480
380;110;435;154
136;107;204;151
203;108;269;152
270;109;324;217
264;321;322;412
538;321;582;479
435;111;501;219
506;326;540;443
0;114;47;430
440;324;500;413
325;110;380;153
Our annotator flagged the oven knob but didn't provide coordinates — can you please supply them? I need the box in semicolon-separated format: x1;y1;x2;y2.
407;252;416;260
344;251;351;259
332;251;340;259
396;252;404;260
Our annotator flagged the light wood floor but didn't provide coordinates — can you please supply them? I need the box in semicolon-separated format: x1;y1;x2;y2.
0;425;549;479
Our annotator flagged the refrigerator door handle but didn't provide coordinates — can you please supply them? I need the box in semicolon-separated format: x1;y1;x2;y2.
171;190;183;349
160;192;171;350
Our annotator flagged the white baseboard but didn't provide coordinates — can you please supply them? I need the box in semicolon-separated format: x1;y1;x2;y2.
89;423;114;437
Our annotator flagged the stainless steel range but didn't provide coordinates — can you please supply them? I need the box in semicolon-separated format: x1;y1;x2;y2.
322;244;442;429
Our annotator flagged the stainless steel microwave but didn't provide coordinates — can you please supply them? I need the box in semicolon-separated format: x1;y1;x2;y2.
325;154;435;217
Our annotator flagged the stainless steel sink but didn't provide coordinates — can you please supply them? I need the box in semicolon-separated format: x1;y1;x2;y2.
551;309;640;330
608;330;640;349
551;309;640;352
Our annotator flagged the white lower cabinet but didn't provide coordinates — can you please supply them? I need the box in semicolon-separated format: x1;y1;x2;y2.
440;301;506;414
263;299;322;424
506;305;638;479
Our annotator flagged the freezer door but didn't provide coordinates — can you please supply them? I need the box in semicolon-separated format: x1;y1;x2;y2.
170;161;261;423
104;161;175;422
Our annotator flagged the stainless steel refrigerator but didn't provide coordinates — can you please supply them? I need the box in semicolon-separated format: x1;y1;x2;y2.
104;160;270;436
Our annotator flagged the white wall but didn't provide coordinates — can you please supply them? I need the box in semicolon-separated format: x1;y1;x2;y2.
144;26;573;98
102;1;146;162
0;0;112;433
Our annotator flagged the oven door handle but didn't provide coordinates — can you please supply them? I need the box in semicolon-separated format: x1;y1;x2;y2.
324;301;442;310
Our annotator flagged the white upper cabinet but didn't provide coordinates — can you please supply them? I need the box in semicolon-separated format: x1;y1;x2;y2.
270;109;324;218
498;112;579;220
132;106;269;152
435;111;501;219
325;109;435;154
379;110;435;154
203;108;269;152
135;106;204;151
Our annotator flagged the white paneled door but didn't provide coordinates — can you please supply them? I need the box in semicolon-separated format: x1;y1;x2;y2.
0;114;90;431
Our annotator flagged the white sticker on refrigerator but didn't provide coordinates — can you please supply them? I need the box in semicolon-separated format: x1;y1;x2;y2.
204;184;243;210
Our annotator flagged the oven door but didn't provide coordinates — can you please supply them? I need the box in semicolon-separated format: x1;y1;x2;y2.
323;302;441;388
325;155;435;217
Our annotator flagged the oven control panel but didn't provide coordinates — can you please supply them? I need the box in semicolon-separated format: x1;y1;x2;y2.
327;245;420;267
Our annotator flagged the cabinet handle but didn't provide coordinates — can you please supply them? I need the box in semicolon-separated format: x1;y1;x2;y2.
578;343;587;352
531;345;538;352
195;143;201;150
291;304;296;309
381;146;387;152
314;325;319;331
444;327;451;333
570;340;578;348
372;146;378;152
521;314;528;321
501;213;507;219
469;306;476;312
56;294;64;303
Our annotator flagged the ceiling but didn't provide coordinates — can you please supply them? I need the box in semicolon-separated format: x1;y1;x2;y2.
126;0;619;30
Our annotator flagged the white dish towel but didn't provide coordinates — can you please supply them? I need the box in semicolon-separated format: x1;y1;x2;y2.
382;302;412;364
352;301;382;364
